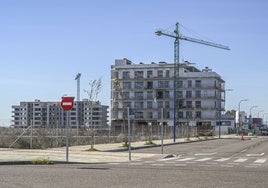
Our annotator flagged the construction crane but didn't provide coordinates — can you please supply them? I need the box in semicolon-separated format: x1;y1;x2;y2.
155;22;230;142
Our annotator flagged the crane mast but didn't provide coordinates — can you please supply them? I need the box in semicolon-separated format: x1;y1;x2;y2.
155;22;230;142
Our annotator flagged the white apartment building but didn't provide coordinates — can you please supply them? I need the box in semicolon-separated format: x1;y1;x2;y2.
111;58;225;130
12;99;108;128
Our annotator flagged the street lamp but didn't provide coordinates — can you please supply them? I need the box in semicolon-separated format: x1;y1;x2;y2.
238;99;248;135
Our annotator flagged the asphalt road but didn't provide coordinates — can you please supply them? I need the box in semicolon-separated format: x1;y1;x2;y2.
1;137;268;188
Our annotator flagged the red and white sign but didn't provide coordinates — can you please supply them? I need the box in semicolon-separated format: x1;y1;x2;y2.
61;97;74;111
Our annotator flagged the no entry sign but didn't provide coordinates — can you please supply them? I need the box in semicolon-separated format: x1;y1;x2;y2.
61;97;74;111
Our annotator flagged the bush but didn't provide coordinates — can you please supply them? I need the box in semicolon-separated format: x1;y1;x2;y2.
31;158;53;165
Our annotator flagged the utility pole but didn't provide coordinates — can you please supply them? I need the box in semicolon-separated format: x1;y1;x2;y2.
155;22;230;142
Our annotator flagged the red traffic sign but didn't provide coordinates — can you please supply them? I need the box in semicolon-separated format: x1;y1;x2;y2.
61;97;74;111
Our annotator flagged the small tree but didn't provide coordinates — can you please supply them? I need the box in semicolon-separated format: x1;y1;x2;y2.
85;78;102;150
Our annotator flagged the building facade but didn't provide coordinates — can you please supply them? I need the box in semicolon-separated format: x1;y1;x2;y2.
111;58;225;130
12;99;108;128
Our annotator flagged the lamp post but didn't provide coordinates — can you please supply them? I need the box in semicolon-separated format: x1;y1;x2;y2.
238;99;248;135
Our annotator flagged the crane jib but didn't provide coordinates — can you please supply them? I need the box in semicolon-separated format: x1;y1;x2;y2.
179;35;230;50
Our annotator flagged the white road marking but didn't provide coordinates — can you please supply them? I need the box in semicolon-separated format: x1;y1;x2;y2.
195;152;217;156
143;161;154;163
151;164;164;166
254;159;266;163
233;158;248;163
215;158;230;162
195;158;212;162
108;163;120;165
129;163;142;166
198;164;211;167
176;157;195;162
246;153;265;157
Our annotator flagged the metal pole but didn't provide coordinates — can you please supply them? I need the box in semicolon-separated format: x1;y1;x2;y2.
161;108;164;155
66;111;69;162
30;120;33;149
127;107;131;161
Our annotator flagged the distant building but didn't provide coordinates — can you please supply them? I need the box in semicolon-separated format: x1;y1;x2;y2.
11;99;108;128
111;58;226;130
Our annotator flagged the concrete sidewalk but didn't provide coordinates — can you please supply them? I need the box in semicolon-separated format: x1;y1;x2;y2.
0;135;244;164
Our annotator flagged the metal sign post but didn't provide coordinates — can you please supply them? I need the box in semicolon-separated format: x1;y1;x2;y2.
61;96;74;162
127;107;131;161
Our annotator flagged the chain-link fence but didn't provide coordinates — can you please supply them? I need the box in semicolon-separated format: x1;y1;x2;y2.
1;124;214;149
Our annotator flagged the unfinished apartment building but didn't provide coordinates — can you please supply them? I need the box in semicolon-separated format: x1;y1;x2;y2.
111;58;225;131
11;99;108;128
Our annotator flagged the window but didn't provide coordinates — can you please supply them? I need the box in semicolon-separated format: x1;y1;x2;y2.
195;101;201;108
158;81;169;88
166;70;170;77
186;111;192;119
178;91;183;98
123;102;131;108
147;101;153;108
157;70;163;78
147;70;153;78
178;80;183;88
195;80;201;87
123;82;131;89
196;111;201;118
123;71;130;79
156;91;163;99
135;102;143;109
164;91;170;98
135;92;143;99
186;101;192;108
186;91;192;98
164;101;170;108
147;81;153;89
147;91;153;99
135;111;143;119
178;100;183;108
157;101;163;108
134;71;144;79
178;111;183;118
188;80;192;88
195;90;201;98
123;92;130;99
134;81;144;89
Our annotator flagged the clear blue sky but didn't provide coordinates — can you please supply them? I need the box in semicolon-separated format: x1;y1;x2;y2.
1;0;268;126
